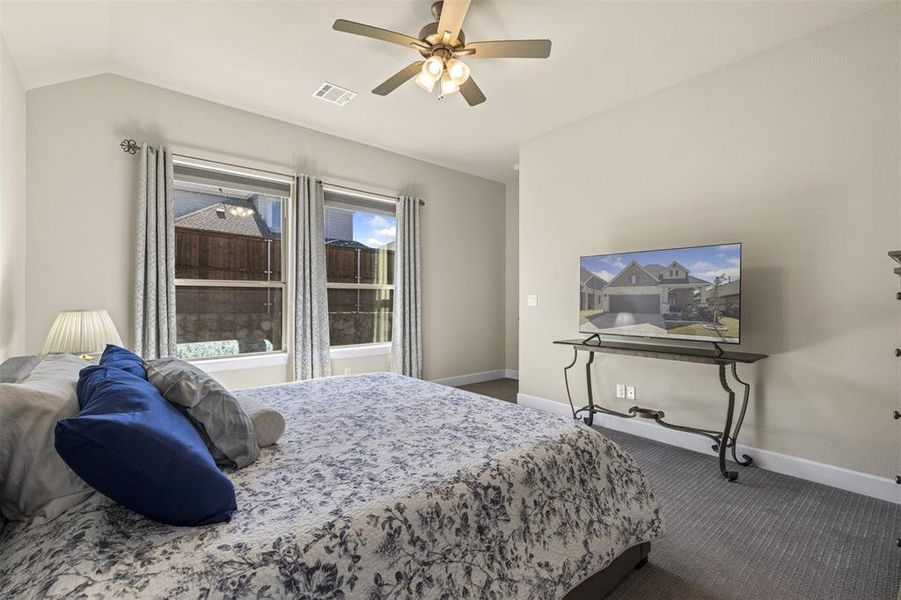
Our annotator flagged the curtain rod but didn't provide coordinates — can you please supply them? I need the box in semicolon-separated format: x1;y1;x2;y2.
323;181;425;207
120;138;424;206
121;139;292;179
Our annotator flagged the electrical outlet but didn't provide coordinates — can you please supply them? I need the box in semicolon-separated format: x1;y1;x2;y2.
343;368;351;376
527;294;538;307
626;386;636;400
616;384;626;399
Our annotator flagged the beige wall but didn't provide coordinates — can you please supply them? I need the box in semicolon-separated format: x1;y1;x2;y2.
518;6;900;477
0;31;26;361
505;177;519;372
25;74;505;387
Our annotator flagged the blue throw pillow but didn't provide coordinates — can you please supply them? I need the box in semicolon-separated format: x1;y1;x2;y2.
55;365;237;526
99;344;146;380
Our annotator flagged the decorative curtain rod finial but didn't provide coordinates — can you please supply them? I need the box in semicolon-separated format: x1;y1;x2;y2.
120;138;139;154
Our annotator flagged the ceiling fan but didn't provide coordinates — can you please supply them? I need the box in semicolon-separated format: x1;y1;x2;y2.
333;0;551;107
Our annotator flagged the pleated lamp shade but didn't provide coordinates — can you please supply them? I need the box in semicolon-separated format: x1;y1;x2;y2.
42;309;123;354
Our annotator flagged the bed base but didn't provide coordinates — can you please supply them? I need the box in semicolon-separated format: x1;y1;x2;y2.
563;542;651;599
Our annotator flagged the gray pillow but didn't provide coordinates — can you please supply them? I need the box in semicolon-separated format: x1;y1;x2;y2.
0;354;94;522
0;355;43;383
146;358;259;469
234;395;286;448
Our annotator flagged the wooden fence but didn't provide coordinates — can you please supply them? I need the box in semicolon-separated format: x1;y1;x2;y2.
175;228;282;281
175;228;394;285
325;244;395;284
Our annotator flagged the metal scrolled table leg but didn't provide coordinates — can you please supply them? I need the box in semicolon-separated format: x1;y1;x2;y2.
728;363;754;466
563;348;579;419
583;352;596;425
717;363;739;482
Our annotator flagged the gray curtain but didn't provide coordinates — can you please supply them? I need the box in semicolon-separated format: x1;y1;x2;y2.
390;196;423;378
293;175;331;380
134;144;176;359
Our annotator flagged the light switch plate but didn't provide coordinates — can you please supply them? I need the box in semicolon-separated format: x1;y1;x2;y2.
626;386;636;400
527;295;538;306
616;384;626;399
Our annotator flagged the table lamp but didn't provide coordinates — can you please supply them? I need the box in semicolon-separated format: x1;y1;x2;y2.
42;309;123;358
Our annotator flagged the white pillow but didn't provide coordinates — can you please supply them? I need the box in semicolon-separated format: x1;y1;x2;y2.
0;354;94;523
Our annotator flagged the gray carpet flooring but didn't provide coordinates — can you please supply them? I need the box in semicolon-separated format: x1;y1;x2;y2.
457;378;519;403
457;379;901;599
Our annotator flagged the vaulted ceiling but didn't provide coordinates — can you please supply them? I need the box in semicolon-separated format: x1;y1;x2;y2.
0;1;881;181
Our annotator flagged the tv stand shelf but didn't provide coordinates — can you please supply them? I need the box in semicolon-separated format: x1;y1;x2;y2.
553;338;768;481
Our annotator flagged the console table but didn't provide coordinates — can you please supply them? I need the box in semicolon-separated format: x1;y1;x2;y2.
554;338;768;481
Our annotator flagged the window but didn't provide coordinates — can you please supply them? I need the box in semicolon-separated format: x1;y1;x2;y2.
173;161;291;360
630;274;638;284
324;188;396;346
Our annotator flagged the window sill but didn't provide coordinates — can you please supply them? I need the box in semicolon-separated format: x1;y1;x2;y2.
191;352;288;373
186;344;390;372
330;343;391;360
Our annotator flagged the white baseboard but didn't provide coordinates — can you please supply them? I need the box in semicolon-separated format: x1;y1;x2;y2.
504;369;519;380
517;392;900;505
431;370;508;387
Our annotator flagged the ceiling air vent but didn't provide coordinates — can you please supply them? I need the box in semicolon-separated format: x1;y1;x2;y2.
313;82;356;106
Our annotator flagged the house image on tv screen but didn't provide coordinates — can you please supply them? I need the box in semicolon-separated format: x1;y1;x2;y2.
579;244;741;343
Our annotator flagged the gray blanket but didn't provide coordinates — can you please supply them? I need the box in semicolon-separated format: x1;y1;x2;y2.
0;373;663;599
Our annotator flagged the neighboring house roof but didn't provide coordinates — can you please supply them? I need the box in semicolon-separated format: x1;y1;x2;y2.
712;279;740;297
580;267;607;290
175;198;276;239
326;238;371;250
174;187;253;218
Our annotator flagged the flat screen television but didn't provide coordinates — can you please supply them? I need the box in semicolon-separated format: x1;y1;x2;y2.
579;243;741;344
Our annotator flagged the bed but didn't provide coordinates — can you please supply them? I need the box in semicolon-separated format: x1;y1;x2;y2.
0;372;663;599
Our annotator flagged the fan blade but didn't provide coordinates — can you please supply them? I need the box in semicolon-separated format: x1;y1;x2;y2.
333;19;427;51
459;77;486;107
437;0;471;45
373;61;425;96
463;39;552;59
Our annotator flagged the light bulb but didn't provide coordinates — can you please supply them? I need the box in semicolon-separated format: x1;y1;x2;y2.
439;73;459;96
415;71;437;93
445;58;470;84
423;56;444;79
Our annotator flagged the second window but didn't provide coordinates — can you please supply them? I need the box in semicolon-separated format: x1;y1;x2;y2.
324;188;396;347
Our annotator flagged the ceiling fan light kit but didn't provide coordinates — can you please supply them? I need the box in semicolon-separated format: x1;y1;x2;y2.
439;72;460;97
423;56;444;78
445;58;470;84
415;69;437;93
333;0;551;107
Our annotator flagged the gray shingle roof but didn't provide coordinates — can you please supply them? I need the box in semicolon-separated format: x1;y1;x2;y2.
174;188;253;218
175;199;276;239
326;239;371;250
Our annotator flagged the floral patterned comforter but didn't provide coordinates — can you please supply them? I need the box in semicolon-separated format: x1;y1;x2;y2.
0;373;663;599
